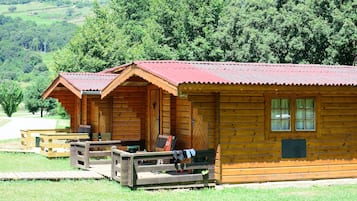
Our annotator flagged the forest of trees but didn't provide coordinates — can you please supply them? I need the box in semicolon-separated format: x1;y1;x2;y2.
55;0;356;73
0;0;355;116
0;13;77;116
0;15;77;81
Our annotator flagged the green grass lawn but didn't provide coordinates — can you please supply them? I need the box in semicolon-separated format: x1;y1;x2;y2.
0;152;73;172
0;180;357;201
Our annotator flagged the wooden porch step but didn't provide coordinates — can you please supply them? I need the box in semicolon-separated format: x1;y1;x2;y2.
0;170;104;181
137;182;216;190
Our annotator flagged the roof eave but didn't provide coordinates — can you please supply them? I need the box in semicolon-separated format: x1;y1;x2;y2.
101;64;178;99
42;74;82;99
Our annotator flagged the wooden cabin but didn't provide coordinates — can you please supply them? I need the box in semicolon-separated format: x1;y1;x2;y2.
43;60;357;184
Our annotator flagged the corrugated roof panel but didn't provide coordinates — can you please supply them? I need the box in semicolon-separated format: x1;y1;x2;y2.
136;61;228;85
134;61;357;86
61;72;117;91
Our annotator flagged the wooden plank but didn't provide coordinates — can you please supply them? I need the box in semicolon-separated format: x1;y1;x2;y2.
222;163;357;176
137;173;205;185
220;102;265;110
221;170;357;184
222;159;357;169
220;96;264;103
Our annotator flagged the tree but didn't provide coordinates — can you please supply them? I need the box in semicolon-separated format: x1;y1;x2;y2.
0;80;23;117
24;77;56;117
54;0;357;72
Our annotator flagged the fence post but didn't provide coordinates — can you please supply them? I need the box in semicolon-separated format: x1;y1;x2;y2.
84;142;90;169
70;143;76;167
111;146;117;180
120;153;131;187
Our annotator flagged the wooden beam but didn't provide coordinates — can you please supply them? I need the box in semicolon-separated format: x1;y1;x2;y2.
81;95;88;125
179;84;357;95
102;65;178;99
42;75;82;99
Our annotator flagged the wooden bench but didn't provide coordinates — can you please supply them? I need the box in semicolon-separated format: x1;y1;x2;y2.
70;140;144;169
111;148;216;190
20;128;70;150
40;132;89;158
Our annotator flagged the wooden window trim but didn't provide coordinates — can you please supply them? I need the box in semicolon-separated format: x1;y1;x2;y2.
265;94;320;140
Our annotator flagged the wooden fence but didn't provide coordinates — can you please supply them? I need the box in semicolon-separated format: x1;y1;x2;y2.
40;133;89;158
111;148;216;189
70;140;144;169
20;129;70;150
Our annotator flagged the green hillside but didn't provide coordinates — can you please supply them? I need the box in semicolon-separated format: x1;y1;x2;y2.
0;0;108;116
0;0;109;81
0;0;108;25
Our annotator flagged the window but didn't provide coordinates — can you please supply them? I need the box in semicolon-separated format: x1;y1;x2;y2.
271;98;290;131
270;97;316;132
296;98;315;131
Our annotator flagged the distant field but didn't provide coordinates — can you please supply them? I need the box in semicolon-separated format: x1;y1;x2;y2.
0;1;101;25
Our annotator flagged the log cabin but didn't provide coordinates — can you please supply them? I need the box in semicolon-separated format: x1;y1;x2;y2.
43;60;357;184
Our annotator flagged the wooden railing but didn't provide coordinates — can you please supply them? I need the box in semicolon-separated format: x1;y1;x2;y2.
40;133;89;158
70;140;144;169
111;148;216;190
20;128;70;150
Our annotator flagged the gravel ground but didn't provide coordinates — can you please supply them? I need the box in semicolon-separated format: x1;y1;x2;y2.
0;116;56;140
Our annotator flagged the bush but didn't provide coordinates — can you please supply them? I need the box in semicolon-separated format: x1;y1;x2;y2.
0;80;23;117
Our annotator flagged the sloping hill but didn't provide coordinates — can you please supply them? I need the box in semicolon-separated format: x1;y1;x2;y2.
0;0;108;25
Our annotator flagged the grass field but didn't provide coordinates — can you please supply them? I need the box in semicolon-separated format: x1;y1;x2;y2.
0;179;357;201
0;1;99;25
0;152;73;172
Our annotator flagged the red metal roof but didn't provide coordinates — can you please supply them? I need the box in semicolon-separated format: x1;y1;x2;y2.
132;60;357;86
60;72;117;91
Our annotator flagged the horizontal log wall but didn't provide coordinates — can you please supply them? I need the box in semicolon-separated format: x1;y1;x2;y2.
218;92;357;184
311;95;357;160
219;94;272;166
111;87;147;141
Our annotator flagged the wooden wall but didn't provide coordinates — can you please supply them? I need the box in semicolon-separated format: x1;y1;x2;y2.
87;96;113;134
311;95;357;159
189;93;218;150
218;93;278;183
174;97;192;149
217;91;357;184
111;87;147;141
162;91;171;135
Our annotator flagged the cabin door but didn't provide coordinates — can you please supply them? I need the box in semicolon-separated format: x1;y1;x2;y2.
191;107;208;150
149;89;160;151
